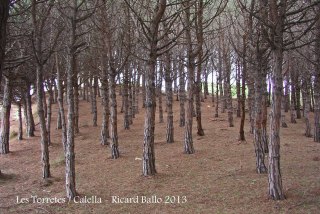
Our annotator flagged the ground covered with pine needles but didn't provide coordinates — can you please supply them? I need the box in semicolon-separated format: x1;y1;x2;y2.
1;94;320;213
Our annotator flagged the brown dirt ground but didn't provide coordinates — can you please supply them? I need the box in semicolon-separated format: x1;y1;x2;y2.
0;93;320;214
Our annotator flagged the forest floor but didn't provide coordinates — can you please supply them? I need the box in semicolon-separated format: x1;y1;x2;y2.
0;93;320;214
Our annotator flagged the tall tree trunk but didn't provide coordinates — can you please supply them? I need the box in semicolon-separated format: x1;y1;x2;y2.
92;76;98;127
267;0;286;200
236;59;241;118
123;66;130;129
109;71;119;158
142;0;167;175
222;35;234;127
184;2;195;154
0;77;12;154
157;66;164;123
73;69;80;134
314;3;320;143
253;51;267;173
46;79;53;145
100;56;109;146
36;64;51;179
295;79;302;119
290;62;297;123
239;35;247;141
56;53;67;152
142;69;146;108
164;52;174;143
65;9;78;199
179;59;186;127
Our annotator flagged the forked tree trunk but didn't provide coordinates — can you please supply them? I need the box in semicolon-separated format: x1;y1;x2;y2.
0;78;12;154
142;0;167;175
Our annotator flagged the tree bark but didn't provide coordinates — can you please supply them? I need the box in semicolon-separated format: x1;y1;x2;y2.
184;2;195;154
25;83;35;137
109;71;119;159
164;52;174;143
314;3;320;143
179;58;186;127
142;0;167;175
0;78;12;154
56;53;67;152
18;102;23;140
267;0;286;200
100;55;110;146
92;76;98;127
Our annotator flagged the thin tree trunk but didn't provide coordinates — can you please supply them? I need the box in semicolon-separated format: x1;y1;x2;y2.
92;76;98;127
25;84;35;137
184;2;195;154
179;59;186;127
56;53;67;152
239;35;246;141
158;65;164;123
36;64;51;179
109;71;119;158
100;56;109;146
236;59;241;118
302;79;312;137
18;102;23;140
215;70;219;118
314;3;320;143
123;65;130;129
46;79;53;145
164;52;174;143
